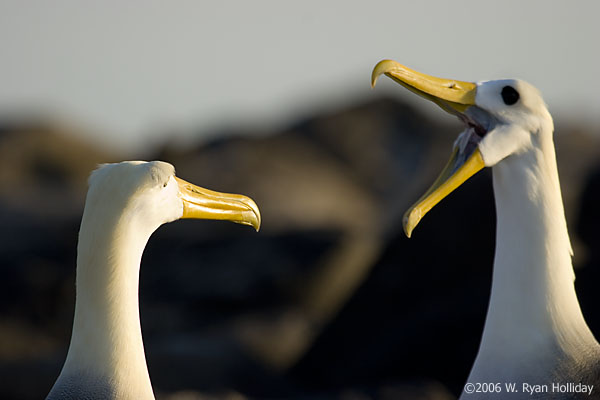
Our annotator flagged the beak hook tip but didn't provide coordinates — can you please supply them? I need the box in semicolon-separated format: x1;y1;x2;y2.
371;74;379;89
403;209;420;238
371;59;396;89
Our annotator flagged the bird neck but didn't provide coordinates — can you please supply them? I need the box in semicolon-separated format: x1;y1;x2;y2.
470;134;599;381
60;205;155;399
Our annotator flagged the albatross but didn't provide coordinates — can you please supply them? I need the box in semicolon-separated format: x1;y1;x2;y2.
371;60;600;399
46;161;260;400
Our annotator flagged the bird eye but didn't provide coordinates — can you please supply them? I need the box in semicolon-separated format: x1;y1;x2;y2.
501;86;519;105
163;182;168;188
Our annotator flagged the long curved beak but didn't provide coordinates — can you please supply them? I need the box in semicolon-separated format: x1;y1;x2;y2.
371;60;484;237
371;60;477;114
175;177;261;231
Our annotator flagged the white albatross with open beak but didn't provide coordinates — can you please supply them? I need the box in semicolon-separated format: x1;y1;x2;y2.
372;60;600;399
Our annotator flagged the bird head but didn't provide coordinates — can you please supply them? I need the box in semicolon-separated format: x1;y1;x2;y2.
86;161;261;233
371;60;553;237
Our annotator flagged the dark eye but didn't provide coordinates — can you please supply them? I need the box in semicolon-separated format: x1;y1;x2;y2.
501;85;519;105
163;182;168;188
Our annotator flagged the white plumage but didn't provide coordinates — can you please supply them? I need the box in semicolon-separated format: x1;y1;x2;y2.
372;61;600;399
46;161;260;400
465;80;599;396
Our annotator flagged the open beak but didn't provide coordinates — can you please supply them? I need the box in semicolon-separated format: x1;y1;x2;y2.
175;177;261;231
371;59;485;237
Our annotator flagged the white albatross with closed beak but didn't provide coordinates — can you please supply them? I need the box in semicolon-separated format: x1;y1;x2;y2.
46;161;260;400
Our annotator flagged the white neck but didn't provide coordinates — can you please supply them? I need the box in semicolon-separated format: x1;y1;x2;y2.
468;133;599;383
52;203;155;399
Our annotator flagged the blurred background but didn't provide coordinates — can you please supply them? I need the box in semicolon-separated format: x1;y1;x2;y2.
1;1;600;399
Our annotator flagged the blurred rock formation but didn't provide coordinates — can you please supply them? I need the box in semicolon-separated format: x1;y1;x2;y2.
0;99;599;399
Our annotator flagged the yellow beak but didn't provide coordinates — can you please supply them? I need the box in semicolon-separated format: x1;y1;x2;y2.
402;149;484;238
371;60;477;114
175;177;261;231
371;59;484;237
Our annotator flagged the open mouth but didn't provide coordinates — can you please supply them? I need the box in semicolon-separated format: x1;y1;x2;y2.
371;59;488;237
452;110;490;174
459;113;488;138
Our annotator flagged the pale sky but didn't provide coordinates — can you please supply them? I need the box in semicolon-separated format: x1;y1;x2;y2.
0;1;598;151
